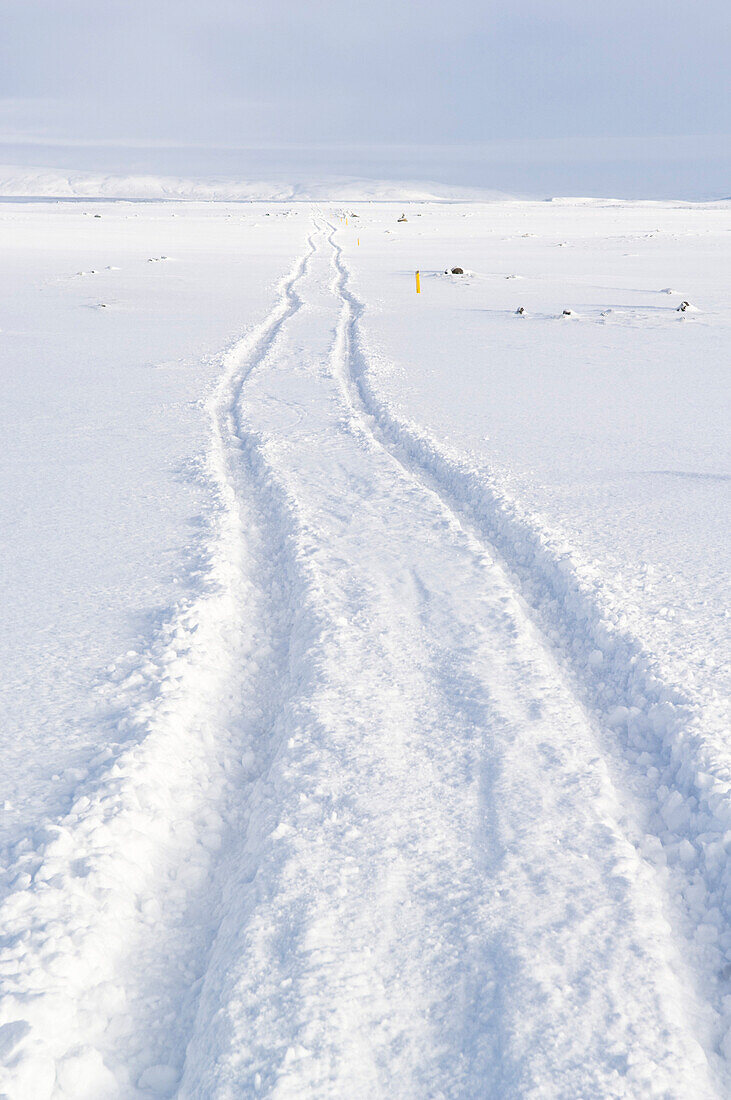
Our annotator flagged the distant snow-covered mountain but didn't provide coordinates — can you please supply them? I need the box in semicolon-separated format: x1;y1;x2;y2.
0;165;509;202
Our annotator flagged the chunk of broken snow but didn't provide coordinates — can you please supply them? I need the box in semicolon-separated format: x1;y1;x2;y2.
137;1063;179;1095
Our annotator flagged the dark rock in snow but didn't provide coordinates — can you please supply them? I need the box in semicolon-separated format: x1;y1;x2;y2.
450;267;464;275
516;306;525;314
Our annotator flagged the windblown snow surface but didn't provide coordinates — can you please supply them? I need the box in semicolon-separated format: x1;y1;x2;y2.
0;196;729;1099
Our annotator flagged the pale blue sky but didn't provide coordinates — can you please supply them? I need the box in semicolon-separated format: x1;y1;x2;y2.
1;0;729;196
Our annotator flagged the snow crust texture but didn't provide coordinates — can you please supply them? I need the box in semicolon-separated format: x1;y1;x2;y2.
0;202;729;1098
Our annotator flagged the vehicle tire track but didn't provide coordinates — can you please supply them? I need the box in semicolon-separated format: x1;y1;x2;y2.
180;225;720;1098
326;223;730;1087
0;229;320;1098
1;218;726;1099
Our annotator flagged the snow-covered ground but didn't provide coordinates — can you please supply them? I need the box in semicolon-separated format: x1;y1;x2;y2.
0;201;310;852
0;196;728;1098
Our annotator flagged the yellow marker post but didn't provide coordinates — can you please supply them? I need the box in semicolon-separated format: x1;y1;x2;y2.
415;270;421;294
357;238;360;246
346;217;348;225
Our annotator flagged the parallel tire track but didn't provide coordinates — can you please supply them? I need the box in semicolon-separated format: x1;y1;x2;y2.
1;217;727;1098
0;230;319;1098
181;224;723;1097
326;224;730;1086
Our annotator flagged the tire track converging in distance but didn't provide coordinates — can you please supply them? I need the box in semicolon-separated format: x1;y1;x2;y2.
1;216;727;1099
0;229;321;1097
181;225;720;1098
327;223;731;1086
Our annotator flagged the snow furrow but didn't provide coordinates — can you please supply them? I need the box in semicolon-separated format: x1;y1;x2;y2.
327;225;731;1079
0;233;318;1098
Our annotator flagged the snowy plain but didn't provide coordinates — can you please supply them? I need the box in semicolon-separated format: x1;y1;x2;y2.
0;193;729;1098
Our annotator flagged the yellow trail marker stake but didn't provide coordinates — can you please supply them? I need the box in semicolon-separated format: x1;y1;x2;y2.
357;238;360;246
415;270;421;294
346;217;348;225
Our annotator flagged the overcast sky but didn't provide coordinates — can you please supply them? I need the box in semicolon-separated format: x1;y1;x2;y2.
1;0;729;196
